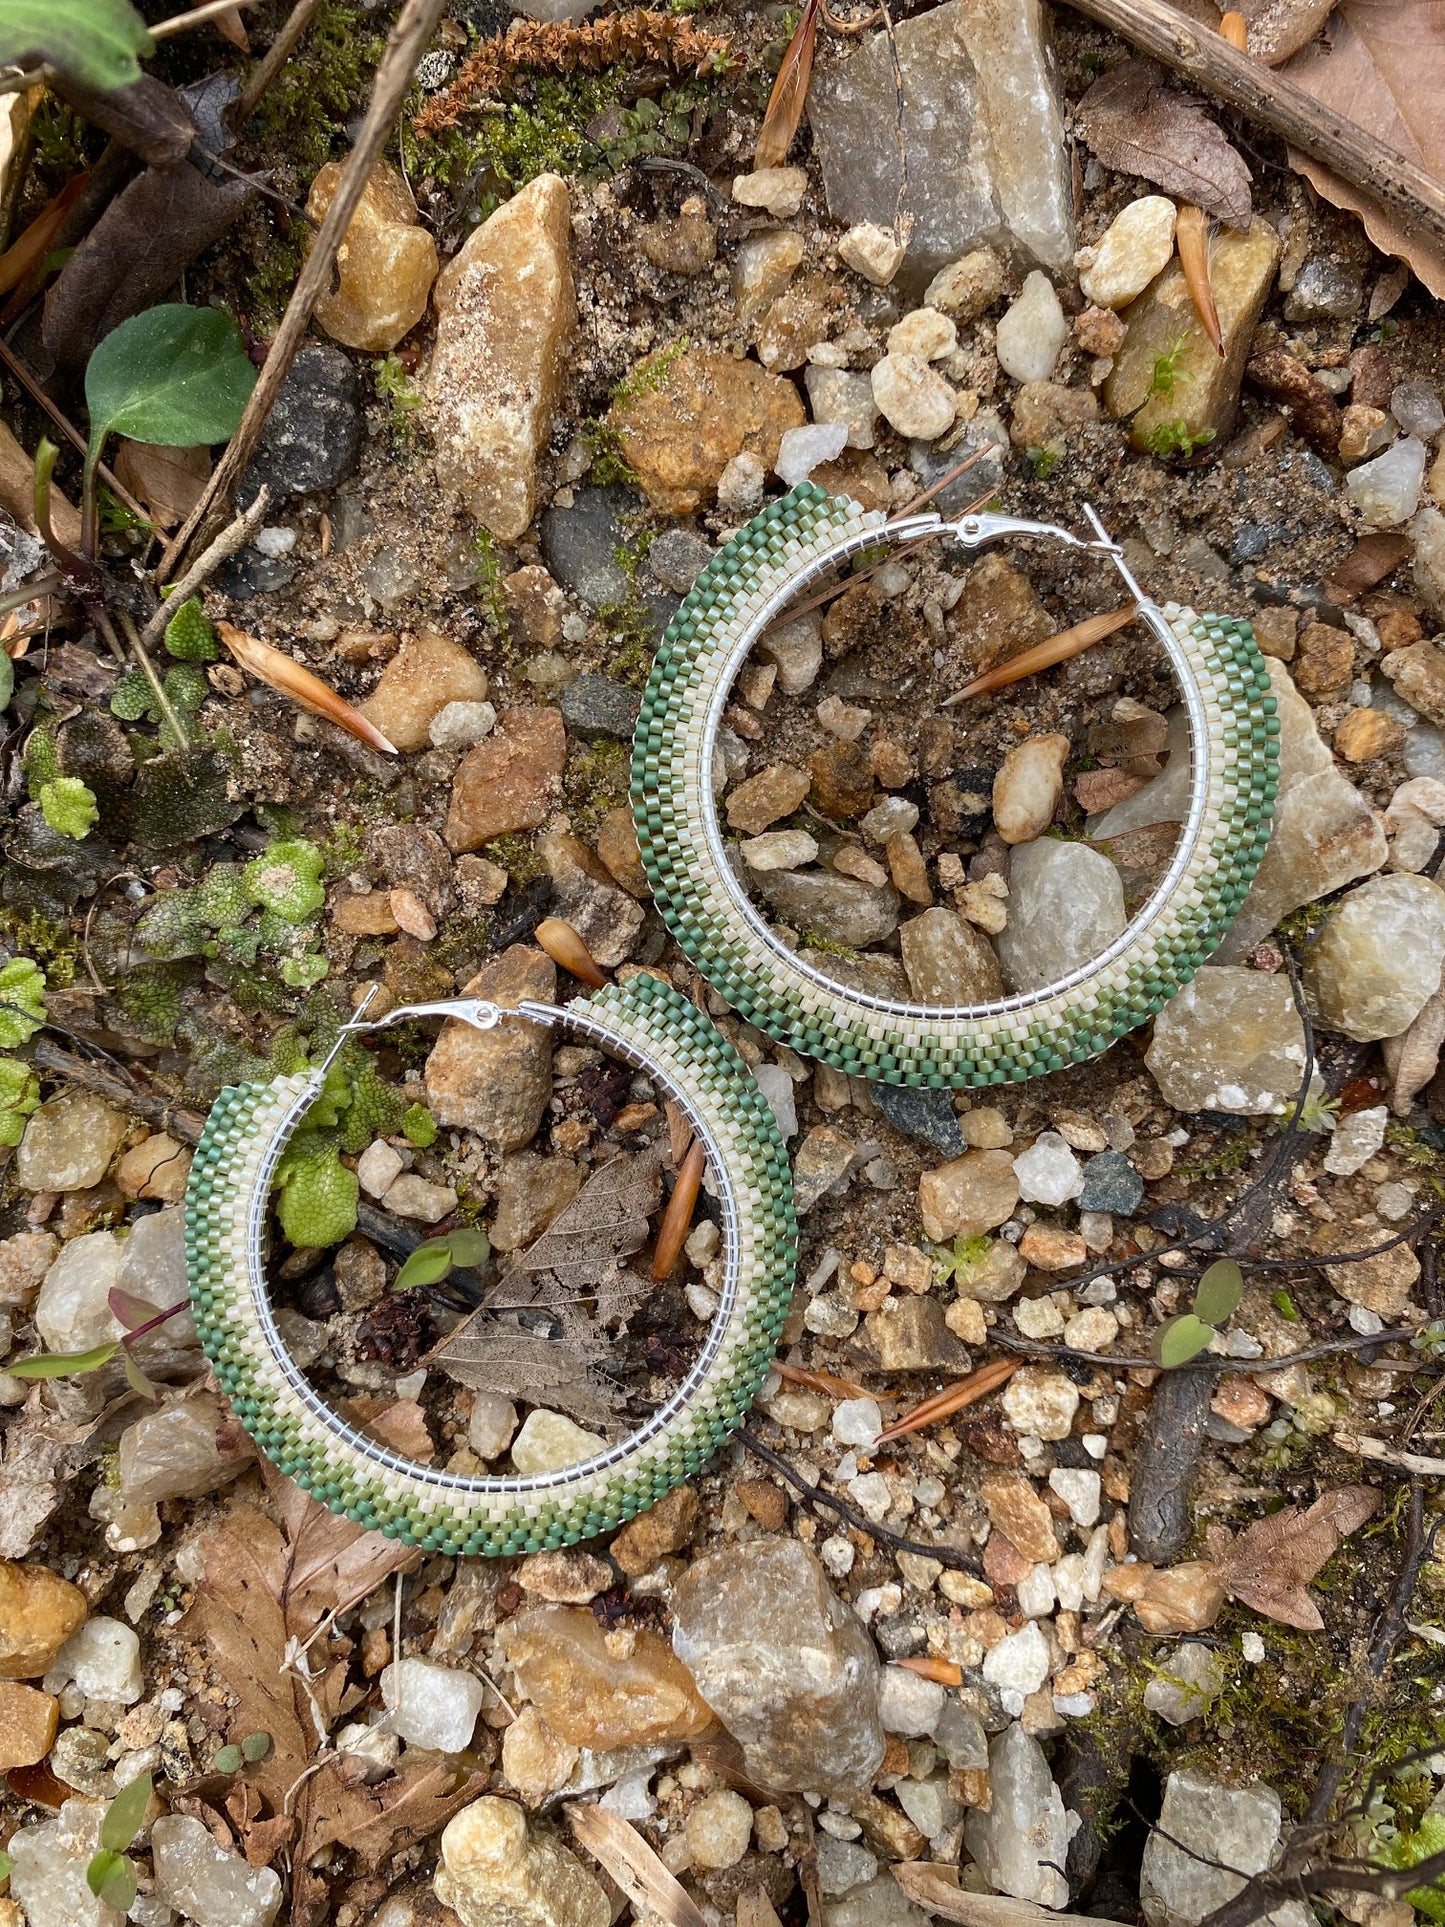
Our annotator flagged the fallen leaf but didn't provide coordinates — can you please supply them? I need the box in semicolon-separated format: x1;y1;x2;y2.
339;1396;436;1462
113;439;211;529
1235;0;1338;62
1075;58;1253;227
305;1759;488;1874
511;1143;664;1294
426;1318;624;1429
0;1385;107;1558
1205;1484;1381;1629
1383;988;1445;1116
1284;0;1445;296
566;1802;710;1927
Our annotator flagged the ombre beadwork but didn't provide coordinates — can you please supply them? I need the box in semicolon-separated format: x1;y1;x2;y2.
631;481;1280;1086
185;974;796;1554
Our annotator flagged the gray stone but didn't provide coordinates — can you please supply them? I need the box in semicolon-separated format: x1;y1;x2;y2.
560;674;639;739
995;839;1126;993
152;1814;283;1927
425;946;556;1149
825;1875;933;1927
671;1540;885;1794
1141;1771;1311;1927
900;906;1003;1004
1145;966;1308;1115
1282;257;1362;321
239;344;362;506
808;0;1072;284
963;1723;1069;1907
539;488;633;611
1345;436;1428;528
755;867;901;947
816;1837;879;1895
1143;1642;1228;1726
1215;660;1387;959
646;528;713;593
1079;1150;1145;1216
872;1082;966;1156
793;1126;857;1213
1392;381;1445;440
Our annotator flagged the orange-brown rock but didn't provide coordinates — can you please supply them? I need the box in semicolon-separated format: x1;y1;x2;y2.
445;708;566;852
499;1605;717;1748
611;347;805;514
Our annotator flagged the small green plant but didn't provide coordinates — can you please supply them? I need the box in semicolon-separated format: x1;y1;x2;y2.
373;354;425;455
472;527;509;632
1143;419;1216;461
0;956;46;1046
244;840;326;924
394;1226;490;1290
1147;333;1192;401
1151;1258;1243;1366
1273;1288;1300;1322
84;1771;153;1913
162;597;218;662
274;1129;358;1249
38;776;98;840
214;1731;273;1774
1378;1814;1445;1922
1027;444;1062;481
0;1055;41;1146
932;1233;995;1287
611;336;691;409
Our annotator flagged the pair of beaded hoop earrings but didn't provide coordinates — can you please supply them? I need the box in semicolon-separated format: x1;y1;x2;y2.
185;482;1280;1553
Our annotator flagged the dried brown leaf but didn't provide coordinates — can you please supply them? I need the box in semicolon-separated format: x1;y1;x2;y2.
1075;58;1253;226
306;1760;489;1874
1235;0;1337;62
213;4;250;49
1206;1484;1380;1628
513;1144;663;1287
1383;988;1445;1115
113;439;211;529
1284;0;1445;296
566;1802;710;1927
426;1318;624;1428
0;1386;106;1559
756;0;819;171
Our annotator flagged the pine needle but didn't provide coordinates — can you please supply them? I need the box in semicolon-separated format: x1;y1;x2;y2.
216;621;397;755
941;608;1137;706
1176;205;1224;357
874;1355;1022;1443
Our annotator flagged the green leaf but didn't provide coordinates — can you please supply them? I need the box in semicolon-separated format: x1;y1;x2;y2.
1193;1258;1243;1328
275;1135;359;1248
241;1730;273;1762
1151;1313;1217;1369
402;1103;437;1148
0;1848;13;1882
394;1242;455;1289
245;839;325;924
445;1227;490;1268
8;1340;119;1378
0;956;45;1047
38;776;99;840
0;649;13;714
102;1771;152;1852
88;1850;138;1914
121;1349;159;1402
163;596;218;662
213;1744;243;1774
0;0;152;93
84;306;256;483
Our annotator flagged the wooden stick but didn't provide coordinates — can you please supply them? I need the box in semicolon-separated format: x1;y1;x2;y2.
158;0;448;580
135;486;271;651
238;0;326;123
1059;0;1445;255
150;0;260;40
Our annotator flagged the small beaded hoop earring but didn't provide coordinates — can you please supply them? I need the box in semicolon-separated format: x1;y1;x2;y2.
185;973;796;1555
631;482;1279;1088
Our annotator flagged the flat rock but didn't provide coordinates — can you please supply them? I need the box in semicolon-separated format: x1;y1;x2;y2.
1145;965;1308;1114
1106;219;1281;454
445;706;566;851
996;838;1126;992
240;343;362;505
501;1604;715;1747
16;1091;126;1192
1080;195;1176;309
872;1082;965;1155
809;0;1073;281
754;867;900;948
862;1295;972;1371
360;629;489;753
1141;1771;1310;1927
1215;660;1388;958
1306;872;1445;1040
426;173;576;541
671;1540;885;1794
425;946;556;1149
612;346;804;514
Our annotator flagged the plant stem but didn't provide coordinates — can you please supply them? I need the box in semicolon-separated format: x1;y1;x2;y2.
0;572;66;618
0;338;148;524
238;0;325;122
150;0;260;39
135;486;270;654
31;438;91;583
159;0;450;578
113;609;190;749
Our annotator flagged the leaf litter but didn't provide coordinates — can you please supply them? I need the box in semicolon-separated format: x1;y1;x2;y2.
427;1143;672;1428
1074;58;1253;227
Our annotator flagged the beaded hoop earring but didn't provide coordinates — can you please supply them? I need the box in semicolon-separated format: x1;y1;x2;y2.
631;482;1279;1088
185;973;796;1555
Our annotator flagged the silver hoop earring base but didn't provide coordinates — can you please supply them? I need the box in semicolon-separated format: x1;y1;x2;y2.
631;482;1279;1087
185;974;797;1554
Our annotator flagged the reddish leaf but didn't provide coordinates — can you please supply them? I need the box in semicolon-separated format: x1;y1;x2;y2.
756;0;819;171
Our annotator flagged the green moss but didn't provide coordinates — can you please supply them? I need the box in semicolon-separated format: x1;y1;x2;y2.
22;726;59;795
403;1103;437;1147
473;528;509;633
320;824;367;877
563;736;630;834
483;834;541;883
1148;333;1192;402
611;335;691;408
250;1;387;178
245;841;326;924
578;420;638;489
0;1056;40;1147
163;598;218;662
372;353;425;458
